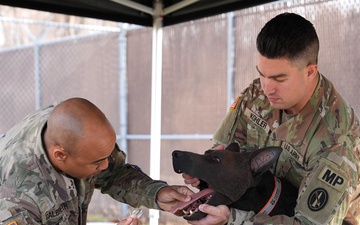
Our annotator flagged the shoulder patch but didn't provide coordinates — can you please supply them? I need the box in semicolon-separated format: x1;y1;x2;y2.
317;166;346;192
297;158;348;224
307;188;328;211
229;96;240;110
7;221;18;225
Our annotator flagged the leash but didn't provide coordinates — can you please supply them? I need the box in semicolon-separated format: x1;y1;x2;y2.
257;176;282;215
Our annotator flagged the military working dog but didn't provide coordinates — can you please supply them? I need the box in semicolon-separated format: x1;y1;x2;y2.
171;143;298;221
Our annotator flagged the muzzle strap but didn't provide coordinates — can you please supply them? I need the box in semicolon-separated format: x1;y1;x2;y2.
257;176;282;215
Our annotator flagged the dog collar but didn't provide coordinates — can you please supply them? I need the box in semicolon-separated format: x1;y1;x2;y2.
258;176;282;215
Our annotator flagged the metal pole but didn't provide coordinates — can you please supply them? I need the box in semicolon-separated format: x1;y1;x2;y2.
227;12;235;108
118;22;129;218
22;24;49;110
149;1;163;225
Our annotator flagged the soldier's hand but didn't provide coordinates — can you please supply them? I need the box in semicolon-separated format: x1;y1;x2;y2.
186;204;230;225
117;216;142;225
182;173;201;188
212;145;225;150
156;185;194;211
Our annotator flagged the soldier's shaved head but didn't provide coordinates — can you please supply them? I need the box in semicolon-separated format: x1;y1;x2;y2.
43;98;116;178
46;98;113;156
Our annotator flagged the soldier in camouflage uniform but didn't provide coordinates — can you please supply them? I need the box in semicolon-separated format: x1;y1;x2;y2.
184;13;360;225
0;98;193;225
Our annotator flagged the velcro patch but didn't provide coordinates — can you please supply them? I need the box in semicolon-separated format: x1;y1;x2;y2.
1;211;25;225
0;210;13;221
297;158;348;224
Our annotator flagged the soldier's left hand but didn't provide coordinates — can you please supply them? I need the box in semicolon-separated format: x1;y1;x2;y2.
156;185;194;212
186;204;230;225
117;216;142;225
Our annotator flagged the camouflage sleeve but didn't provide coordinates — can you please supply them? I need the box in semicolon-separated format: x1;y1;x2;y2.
94;145;168;209
245;142;358;225
0;197;41;224
226;209;255;225
294;143;359;225
227;208;302;225
229;145;358;225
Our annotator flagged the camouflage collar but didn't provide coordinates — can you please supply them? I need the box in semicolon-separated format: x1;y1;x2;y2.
34;104;79;203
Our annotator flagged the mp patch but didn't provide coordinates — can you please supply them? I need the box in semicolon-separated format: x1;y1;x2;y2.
318;166;346;192
297;157;348;224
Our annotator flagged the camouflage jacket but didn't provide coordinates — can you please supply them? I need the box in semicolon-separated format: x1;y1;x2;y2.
0;102;167;225
213;74;360;225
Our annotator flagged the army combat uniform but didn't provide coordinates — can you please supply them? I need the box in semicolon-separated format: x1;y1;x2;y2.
0;102;167;225
213;74;360;225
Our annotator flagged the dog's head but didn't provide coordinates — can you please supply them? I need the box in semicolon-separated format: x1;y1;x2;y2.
171;143;282;220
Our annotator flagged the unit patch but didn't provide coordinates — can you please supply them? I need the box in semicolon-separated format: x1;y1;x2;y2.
297;158;348;224
307;188;328;211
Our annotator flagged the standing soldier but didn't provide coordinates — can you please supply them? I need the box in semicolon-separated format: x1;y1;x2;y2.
183;12;360;225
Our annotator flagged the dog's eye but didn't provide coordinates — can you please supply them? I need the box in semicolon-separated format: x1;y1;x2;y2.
212;156;220;162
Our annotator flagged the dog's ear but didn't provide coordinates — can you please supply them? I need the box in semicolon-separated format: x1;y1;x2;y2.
250;147;282;175
225;142;240;152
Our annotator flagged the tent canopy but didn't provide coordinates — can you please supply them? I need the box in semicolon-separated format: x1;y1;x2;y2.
0;0;278;26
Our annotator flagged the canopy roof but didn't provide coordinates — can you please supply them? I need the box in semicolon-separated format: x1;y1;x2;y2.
0;0;278;27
